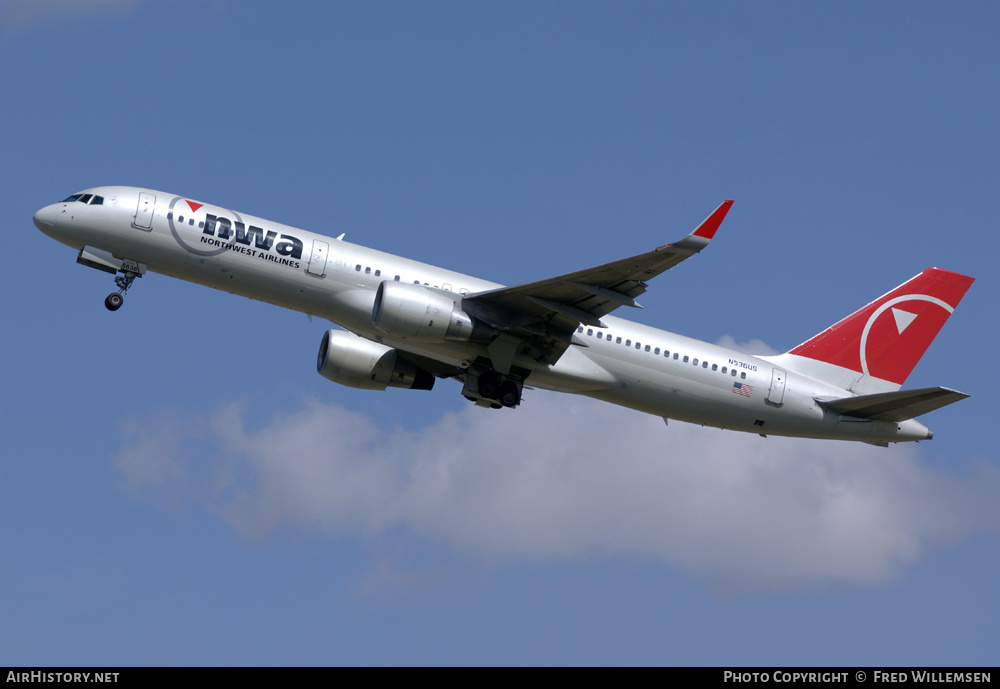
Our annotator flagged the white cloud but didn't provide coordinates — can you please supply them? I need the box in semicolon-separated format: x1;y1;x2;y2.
714;334;779;356
114;390;1000;591
115;411;192;490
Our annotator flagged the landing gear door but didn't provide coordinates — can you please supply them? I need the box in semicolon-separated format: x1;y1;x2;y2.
132;192;155;230
307;239;329;277
767;368;787;406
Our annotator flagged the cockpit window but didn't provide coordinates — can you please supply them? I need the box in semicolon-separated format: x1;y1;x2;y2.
60;193;104;205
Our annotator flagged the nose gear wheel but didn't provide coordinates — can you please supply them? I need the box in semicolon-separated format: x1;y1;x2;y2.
104;268;140;311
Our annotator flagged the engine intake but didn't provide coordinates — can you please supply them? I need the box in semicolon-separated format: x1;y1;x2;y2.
372;281;492;342
317;330;434;391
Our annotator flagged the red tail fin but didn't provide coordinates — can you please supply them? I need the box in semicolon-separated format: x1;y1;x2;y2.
789;268;973;387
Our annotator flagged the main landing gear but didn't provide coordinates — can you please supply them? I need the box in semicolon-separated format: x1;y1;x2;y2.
478;370;521;408
104;267;140;311
463;365;525;409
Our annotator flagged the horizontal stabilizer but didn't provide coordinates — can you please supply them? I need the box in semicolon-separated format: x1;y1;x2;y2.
819;387;969;422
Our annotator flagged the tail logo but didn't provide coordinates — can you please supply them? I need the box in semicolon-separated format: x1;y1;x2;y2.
859;294;953;378
789;267;973;387
891;308;917;334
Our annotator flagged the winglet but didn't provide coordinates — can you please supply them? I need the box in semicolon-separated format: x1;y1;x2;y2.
669;200;733;252
693;200;734;240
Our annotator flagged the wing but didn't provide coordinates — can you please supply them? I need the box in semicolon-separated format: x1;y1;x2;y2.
461;200;733;371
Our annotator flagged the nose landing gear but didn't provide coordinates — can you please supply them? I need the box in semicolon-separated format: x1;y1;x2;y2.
104;269;139;311
75;247;145;312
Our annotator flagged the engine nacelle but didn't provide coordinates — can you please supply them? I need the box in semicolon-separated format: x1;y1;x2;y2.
316;329;434;391
371;281;492;342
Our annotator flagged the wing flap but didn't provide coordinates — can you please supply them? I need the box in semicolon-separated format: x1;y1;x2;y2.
818;387;970;422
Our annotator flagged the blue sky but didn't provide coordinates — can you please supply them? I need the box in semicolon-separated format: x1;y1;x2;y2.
3;0;998;665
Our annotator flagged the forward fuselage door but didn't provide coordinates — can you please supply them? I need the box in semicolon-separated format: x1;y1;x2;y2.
307;239;329;276
767;368;787;406
132;192;155;230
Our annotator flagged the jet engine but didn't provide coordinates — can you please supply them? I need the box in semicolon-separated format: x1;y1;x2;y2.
317;329;434;391
372;281;492;343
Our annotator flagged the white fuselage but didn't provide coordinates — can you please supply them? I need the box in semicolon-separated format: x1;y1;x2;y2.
33;186;933;443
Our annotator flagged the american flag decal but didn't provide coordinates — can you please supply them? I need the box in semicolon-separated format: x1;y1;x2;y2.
732;382;753;397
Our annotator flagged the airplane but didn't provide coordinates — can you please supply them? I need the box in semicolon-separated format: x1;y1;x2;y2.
33;186;974;446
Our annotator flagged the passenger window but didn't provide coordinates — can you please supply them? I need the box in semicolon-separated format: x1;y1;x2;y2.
654;348;660;355
731;369;737;376
722;366;727;374
626;340;632;347
189;218;194;226
673;353;679;360
356;265;362;271
178;216;184;223
375;270;381;277
702;361;708;368
394;275;400;281
693;358;699;366
578;326;584;333
587;329;593;336
167;212;173;219
645;345;651;352
616;337;622;344
635;342;641;350
741;372;747;379
683;355;689;363
365;267;371;274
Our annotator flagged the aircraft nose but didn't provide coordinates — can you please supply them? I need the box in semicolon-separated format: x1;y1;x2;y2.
33;204;58;234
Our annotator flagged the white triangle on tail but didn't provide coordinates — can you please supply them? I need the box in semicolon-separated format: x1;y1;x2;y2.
891;307;917;334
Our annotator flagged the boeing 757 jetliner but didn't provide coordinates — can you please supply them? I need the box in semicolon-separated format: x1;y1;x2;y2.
34;187;973;445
